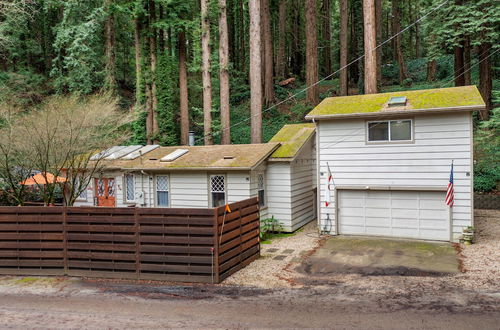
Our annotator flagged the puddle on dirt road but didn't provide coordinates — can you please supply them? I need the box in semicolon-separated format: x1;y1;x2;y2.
296;258;453;277
82;279;273;300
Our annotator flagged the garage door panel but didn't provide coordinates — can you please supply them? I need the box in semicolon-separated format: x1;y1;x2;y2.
338;198;362;208
338;190;449;241
340;207;364;217
339;225;365;234
392;209;418;219
420;209;447;220
365;208;390;218
365;217;391;227
365;226;391;235
391;198;418;209
392;218;418;229
339;216;364;226
419;199;446;210
420;219;448;230
419;228;448;241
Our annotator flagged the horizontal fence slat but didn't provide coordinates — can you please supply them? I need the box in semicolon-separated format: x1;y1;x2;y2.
0;197;260;283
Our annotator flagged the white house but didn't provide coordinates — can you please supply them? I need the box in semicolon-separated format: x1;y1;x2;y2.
74;124;317;232
305;86;485;242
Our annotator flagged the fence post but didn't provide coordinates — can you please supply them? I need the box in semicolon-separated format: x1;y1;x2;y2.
213;207;220;284
134;208;140;280
63;207;68;274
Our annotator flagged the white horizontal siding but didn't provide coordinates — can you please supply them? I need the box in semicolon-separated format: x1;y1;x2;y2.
317;112;473;241
227;171;252;204
170;172;209;208
266;163;292;228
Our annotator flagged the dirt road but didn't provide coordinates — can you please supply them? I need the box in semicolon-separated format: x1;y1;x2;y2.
0;287;498;329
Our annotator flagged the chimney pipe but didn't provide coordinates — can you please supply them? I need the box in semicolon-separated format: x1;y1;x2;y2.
188;131;195;146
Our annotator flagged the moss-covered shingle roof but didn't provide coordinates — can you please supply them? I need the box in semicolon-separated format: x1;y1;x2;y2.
269;123;315;160
305;86;485;120
98;143;280;171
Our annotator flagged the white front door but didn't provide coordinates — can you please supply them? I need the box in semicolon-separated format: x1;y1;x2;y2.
337;190;450;241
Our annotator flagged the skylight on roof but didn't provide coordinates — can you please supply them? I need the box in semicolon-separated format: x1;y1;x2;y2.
388;96;407;107
160;149;189;162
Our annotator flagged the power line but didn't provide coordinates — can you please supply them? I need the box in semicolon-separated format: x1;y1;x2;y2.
318;47;499;154
195;0;451;144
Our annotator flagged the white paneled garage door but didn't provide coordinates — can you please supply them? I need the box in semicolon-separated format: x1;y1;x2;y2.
337;190;450;241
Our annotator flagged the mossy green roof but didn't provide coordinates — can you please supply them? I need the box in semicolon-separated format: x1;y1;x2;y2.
305;86;485;119
95;143;280;170
269;123;315;159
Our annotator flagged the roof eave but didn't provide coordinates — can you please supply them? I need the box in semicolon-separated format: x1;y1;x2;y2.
250;143;282;170
120;166;254;171
305;104;485;120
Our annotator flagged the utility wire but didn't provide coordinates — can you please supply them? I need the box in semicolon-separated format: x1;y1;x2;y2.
317;47;500;152
195;0;451;144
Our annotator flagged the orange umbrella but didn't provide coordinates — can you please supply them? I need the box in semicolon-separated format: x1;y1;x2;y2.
20;172;67;186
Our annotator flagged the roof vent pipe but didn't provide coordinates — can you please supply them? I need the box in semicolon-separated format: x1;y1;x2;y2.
188;131;195;146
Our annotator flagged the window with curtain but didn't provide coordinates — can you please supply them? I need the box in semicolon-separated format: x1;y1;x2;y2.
258;173;265;207
210;175;226;207
125;174;135;202
156;175;169;207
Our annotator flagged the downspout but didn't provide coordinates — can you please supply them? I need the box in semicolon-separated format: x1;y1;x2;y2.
313;118;322;234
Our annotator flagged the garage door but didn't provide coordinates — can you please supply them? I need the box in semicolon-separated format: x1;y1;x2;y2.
337;190;450;241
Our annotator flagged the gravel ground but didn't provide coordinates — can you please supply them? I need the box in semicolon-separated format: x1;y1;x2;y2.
224;210;500;313
223;221;323;288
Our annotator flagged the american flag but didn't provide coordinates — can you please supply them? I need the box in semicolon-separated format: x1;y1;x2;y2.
324;163;333;207
445;161;454;207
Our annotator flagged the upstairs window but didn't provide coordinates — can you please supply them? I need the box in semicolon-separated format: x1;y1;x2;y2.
125;174;135;202
258;173;265;207
156;175;169;207
368;120;412;142
210;175;226;207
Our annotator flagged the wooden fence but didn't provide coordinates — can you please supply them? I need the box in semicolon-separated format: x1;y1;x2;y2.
0;197;260;283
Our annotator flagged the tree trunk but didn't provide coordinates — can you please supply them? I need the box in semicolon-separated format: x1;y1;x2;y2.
276;0;287;79
104;0;117;93
178;31;189;145
463;37;471;85
391;0;408;85
478;43;492;120
219;0;231;145
201;0;213;145
261;0;275;106
321;0;332;76
375;0;382;84
305;0;319;105
339;0;349;96
158;4;165;52
249;0;262;143
148;0;159;143
363;0;377;94
134;18;142;107
426;59;436;82
454;45;465;86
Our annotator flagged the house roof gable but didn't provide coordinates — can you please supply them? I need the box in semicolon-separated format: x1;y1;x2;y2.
268;123;315;160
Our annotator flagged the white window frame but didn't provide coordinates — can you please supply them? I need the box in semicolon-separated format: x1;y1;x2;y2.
257;173;266;207
76;178;88;201
124;173;135;203
209;174;227;208
366;119;413;143
155;175;170;207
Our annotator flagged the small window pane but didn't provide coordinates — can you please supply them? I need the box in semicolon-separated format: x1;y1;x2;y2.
157;191;169;207
156;176;169;207
125;175;135;201
368;122;389;141
390;120;411;140
212;192;225;207
258;174;265;207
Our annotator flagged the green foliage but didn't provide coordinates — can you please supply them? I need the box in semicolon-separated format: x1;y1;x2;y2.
260;216;283;241
156;53;180;146
49;1;106;94
474;107;500;192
